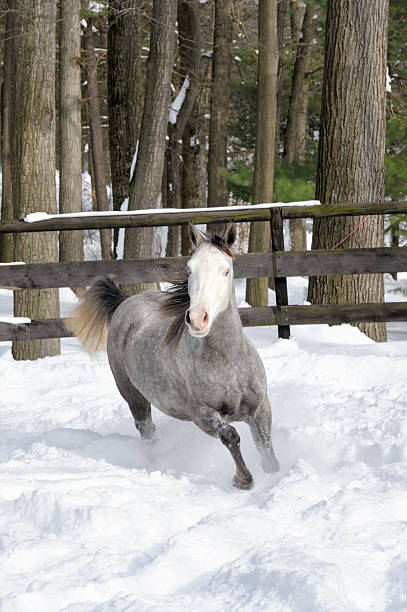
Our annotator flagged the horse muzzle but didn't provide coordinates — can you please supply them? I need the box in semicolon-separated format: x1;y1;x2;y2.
185;308;210;337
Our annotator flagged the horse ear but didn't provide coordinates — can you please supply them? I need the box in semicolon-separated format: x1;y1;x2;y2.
188;222;206;249
223;222;236;247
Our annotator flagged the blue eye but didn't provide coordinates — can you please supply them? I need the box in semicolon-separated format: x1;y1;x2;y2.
224;269;230;276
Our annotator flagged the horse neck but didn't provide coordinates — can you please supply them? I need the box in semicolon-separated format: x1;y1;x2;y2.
204;286;244;352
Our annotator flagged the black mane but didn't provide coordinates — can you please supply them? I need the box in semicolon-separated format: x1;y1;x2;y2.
210;233;235;259
160;275;190;347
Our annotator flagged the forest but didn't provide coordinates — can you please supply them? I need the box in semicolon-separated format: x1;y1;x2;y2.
1;3;407;607
0;0;406;361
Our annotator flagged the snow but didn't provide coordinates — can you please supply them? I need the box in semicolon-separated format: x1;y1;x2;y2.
129;141;139;182
0;316;30;324
386;66;392;93
88;1;104;13
1;276;407;610
169;77;190;125
24;212;49;223
23;201;321;223
116;198;128;260
0;262;25;266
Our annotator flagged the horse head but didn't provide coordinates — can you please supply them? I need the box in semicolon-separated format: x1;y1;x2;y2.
185;222;236;338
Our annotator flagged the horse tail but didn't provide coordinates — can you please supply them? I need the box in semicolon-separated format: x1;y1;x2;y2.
66;278;128;353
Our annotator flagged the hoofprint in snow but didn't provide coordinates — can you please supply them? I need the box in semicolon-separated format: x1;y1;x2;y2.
1;277;407;611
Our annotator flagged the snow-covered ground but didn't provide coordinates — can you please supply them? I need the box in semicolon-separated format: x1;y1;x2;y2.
1;277;407;611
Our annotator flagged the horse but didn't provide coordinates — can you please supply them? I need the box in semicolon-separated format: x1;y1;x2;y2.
68;223;279;489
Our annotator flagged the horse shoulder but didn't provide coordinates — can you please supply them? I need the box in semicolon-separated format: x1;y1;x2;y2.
236;336;267;404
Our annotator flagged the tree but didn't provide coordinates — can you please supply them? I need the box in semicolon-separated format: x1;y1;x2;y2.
308;0;389;342
284;2;316;251
165;0;202;257
0;3;14;263
12;0;60;360
59;0;84;270
180;93;208;256
207;0;233;222
83;18;111;260
246;0;278;307
123;0;177;293
107;0;143;257
275;0;290;155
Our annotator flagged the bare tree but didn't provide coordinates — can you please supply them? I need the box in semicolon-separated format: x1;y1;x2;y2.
12;0;60;360
123;0;177;293
59;0;84;270
108;0;143;257
246;0;278;307
207;0;233;223
290;0;305;45
308;0;389;342
180;92;208;256
0;3;14;263
83;19;111;260
284;2;316;251
275;0;290;154
165;0;202;257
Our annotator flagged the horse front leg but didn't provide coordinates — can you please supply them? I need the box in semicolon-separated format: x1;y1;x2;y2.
250;395;280;474
192;405;253;490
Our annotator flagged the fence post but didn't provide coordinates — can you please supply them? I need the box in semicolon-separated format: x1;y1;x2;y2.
270;207;290;339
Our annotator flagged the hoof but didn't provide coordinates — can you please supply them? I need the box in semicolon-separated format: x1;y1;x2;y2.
136;421;157;443
233;473;254;490
262;457;280;474
261;451;280;474
142;432;157;445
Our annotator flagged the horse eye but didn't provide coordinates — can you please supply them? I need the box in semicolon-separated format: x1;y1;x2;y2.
186;266;192;275
224;269;230;276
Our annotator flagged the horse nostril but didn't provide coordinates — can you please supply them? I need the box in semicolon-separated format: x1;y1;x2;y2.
202;312;208;324
185;310;191;324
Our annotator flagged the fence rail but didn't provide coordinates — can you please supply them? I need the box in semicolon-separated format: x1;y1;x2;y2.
1;247;406;291
1;201;407;343
1;200;407;234
2;302;407;343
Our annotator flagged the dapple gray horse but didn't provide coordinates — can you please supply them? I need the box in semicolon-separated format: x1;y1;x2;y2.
68;223;279;489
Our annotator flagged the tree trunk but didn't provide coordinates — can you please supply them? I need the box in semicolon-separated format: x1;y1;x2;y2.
165;0;202;257
180;102;207;256
180;48;211;257
83;19;111;260
59;0;84;274
123;0;177;293
246;0;278;307
390;219;399;280
308;0;389;342
275;0;289;155
108;0;142;257
12;0;60;360
284;4;315;163
290;0;305;46
285;3;316;251
207;0;233;234
0;4;14;263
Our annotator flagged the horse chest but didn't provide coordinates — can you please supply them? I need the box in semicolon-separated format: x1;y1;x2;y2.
189;362;263;420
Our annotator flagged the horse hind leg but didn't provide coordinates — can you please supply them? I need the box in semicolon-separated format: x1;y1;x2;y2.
192;405;253;490
128;389;156;442
250;395;280;473
109;360;156;441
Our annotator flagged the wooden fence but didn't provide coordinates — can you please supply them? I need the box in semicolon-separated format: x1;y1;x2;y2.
1;200;407;343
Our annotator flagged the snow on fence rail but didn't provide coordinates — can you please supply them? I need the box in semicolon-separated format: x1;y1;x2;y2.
1;200;407;234
1;201;407;342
